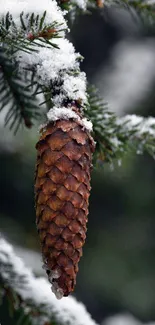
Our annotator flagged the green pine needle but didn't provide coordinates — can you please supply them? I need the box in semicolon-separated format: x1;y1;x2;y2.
86;86;155;164
0;48;40;133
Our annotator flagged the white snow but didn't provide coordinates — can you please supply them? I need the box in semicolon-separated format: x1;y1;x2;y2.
91;110;155;160
47;106;93;132
120;115;143;127
16;39;80;85
117;114;155;137
81;117;93;131
38;122;48;132
63;72;87;105
47;106;79;121
14;245;44;275
110;137;121;148
102;314;155;325
0;0;67;33
2;1;87;107
72;0;88;10
53;94;67;107
0;237;98;325
1;0;91;127
16;38;87;106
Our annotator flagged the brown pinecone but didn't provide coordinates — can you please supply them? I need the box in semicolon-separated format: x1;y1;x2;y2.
35;115;95;299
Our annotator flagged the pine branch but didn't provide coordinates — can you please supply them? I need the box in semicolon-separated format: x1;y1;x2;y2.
117;114;155;157
0;11;65;53
86;87;155;164
0;9;67;132
0;48;40;133
0;0;155;163
0;236;98;325
56;0;103;12
0;289;33;325
58;0;154;16
0;6;86;128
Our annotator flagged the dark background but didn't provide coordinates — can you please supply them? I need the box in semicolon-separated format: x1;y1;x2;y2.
1;5;155;324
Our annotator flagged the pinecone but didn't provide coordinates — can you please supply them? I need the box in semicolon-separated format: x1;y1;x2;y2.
35;114;95;299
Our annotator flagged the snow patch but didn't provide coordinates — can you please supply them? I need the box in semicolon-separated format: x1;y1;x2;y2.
16;39;80;86
0;0;67;33
16;39;87;106
102;314;155;325
46;106;93;132
63;73;87;105
0;237;98;325
117;114;155;137
82;117;93;132
110;137;121;147
1;0;90;127
72;0;88;10
47;106;79;121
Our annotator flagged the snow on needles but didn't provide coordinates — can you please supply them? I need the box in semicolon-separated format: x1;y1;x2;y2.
16;38;79;84
0;237;98;325
16;38;88;106
1;0;91;127
63;73;87;103
72;0;88;10
0;0;67;33
117;114;155;137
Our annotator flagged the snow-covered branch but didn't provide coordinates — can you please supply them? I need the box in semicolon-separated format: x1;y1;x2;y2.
107;114;155;162
1;0;155;163
0;0;67;32
0;0;91;132
85;88;155;163
117;115;155;137
117;114;155;143
0;236;98;325
115;114;155;158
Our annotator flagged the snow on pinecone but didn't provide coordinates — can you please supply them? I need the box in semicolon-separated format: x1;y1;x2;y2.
35;110;95;299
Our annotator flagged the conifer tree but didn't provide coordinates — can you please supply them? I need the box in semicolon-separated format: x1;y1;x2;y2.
0;0;155;324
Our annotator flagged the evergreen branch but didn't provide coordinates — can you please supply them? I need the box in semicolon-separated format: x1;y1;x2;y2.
0;288;33;325
0;5;87;133
86;87;155;164
117;114;155;157
57;0;103;11
58;0;154;14
0;48;40;133
0;12;64;55
0;236;98;325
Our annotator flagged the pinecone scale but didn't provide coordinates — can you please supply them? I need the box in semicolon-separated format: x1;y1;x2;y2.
35;118;95;299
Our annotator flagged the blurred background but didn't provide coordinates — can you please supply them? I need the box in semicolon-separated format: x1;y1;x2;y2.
1;5;155;325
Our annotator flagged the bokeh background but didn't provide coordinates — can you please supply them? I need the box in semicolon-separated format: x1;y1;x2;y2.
1;5;155;324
